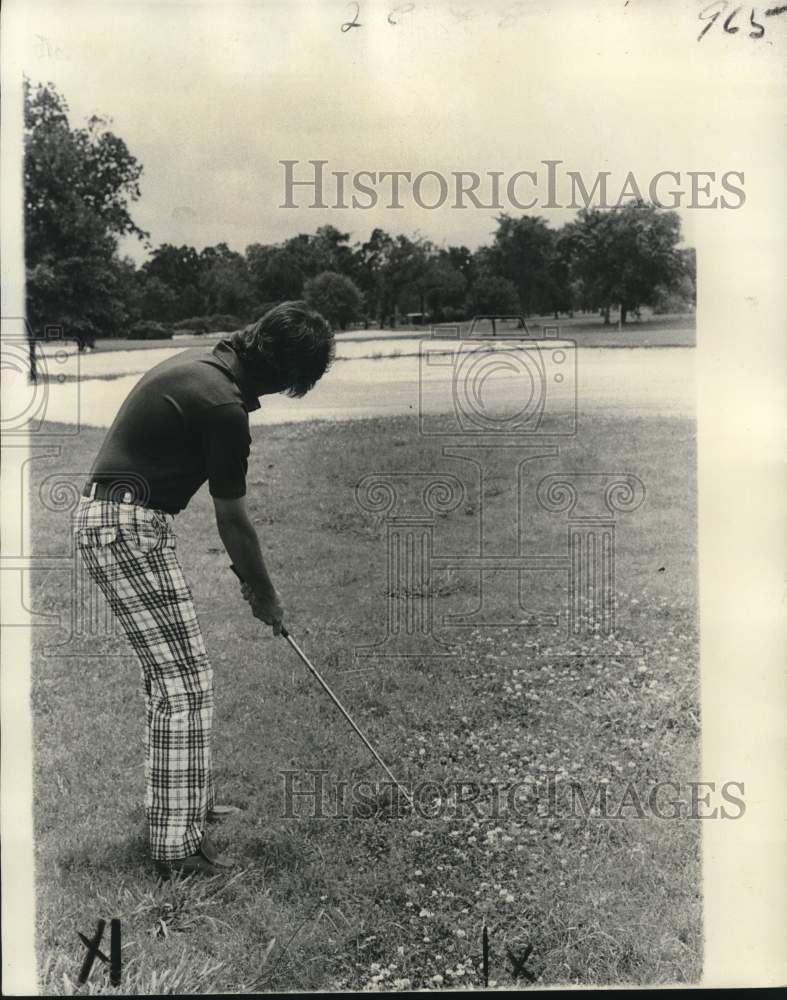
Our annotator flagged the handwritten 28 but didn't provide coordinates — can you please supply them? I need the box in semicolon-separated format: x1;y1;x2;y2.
342;2;416;32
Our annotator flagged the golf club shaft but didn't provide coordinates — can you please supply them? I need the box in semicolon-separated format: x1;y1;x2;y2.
282;630;414;808
230;565;413;808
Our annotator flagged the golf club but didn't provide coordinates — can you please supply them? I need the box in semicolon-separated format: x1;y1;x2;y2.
230;564;414;811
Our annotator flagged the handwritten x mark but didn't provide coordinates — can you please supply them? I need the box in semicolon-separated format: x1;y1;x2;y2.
507;943;537;982
77;920;107;983
77;918;121;986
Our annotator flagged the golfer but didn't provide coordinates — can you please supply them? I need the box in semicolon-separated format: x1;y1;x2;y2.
73;302;335;878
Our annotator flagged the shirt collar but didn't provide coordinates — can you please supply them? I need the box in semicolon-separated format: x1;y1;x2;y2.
209;339;261;412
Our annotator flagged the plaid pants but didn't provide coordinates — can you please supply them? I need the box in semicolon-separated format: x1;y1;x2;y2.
73;497;214;861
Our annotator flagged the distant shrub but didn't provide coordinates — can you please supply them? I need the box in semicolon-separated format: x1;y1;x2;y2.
173;317;210;334
206;313;243;332
650;285;696;315
128;321;173;341
168;314;244;334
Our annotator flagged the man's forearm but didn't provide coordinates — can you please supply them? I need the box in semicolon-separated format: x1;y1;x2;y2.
216;516;277;599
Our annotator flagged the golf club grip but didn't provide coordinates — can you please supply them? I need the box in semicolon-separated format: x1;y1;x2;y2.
229;564;288;637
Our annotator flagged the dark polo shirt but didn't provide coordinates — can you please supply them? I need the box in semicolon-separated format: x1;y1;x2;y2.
89;340;260;514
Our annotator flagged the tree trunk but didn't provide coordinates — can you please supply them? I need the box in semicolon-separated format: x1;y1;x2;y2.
620;304;628;326
603;305;610;325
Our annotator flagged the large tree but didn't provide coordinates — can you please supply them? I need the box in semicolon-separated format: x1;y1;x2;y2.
139;243;207;320
257;249;305;302
354;228;395;327
383;235;430;326
199;246;254;318
24;79;147;353
465;273;521;316
422;254;467;321
142;243;201;291
562;201;684;324
486;214;566;317
303;271;363;330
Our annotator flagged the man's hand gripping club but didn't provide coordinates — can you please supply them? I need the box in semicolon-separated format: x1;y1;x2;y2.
213;496;285;635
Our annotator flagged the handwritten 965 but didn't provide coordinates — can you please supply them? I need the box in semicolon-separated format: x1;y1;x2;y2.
698;2;786;41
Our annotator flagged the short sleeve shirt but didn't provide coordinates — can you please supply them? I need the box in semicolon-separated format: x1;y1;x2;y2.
89;340;260;514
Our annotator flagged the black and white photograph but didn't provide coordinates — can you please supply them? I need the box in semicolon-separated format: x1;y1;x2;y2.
1;0;784;993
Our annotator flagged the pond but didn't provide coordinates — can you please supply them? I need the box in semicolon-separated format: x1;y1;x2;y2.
16;342;695;429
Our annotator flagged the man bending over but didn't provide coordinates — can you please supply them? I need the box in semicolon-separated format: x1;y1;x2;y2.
73;302;334;877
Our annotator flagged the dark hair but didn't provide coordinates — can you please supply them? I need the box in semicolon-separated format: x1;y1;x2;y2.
230;301;335;398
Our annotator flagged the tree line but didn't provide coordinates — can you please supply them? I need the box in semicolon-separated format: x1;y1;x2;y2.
24;80;696;347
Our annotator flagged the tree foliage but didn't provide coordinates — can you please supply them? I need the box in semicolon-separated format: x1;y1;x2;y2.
24;81;696;347
562;202;684;323
466;273;521;316
24;79;147;345
303;271;363;330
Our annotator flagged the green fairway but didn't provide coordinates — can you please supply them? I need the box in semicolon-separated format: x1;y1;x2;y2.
30;411;700;992
61;312;696;356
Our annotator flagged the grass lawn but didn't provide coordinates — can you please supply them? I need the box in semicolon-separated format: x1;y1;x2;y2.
439;313;695;349
30;410;700;993
71;313;696;355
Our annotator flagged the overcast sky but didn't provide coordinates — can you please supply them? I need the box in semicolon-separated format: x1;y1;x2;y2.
11;0;784;263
